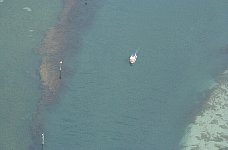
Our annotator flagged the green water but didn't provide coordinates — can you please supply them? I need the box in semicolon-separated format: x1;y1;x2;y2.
44;0;228;150
0;0;61;149
1;0;228;150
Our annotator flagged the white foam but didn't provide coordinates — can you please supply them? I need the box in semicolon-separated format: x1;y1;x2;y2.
0;0;4;5
23;7;32;12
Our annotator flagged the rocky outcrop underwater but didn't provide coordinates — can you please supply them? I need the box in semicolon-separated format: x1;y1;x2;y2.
180;71;228;150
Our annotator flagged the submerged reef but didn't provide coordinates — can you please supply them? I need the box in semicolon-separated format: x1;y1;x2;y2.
180;71;228;149
29;1;78;149
30;0;97;148
39;0;77;102
39;0;94;101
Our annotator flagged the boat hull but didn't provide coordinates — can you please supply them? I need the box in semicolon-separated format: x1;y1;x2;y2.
129;55;137;64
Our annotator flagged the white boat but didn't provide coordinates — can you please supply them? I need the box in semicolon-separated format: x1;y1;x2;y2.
129;52;137;64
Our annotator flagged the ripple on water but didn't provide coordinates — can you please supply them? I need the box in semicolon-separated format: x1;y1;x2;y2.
23;7;32;12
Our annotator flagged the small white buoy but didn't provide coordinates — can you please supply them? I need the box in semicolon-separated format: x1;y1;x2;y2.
41;133;44;145
59;61;63;71
59;60;63;79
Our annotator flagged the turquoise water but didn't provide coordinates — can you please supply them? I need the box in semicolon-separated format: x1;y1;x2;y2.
45;0;228;150
0;1;61;149
1;0;228;150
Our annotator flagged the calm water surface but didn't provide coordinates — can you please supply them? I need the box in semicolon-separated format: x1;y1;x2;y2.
1;0;228;150
45;0;228;150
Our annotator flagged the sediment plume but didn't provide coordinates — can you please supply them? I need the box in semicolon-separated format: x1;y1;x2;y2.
180;71;228;149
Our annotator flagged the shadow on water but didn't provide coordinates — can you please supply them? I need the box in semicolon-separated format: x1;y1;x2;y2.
28;0;100;149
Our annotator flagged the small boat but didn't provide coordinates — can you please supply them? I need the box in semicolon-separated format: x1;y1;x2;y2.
129;52;137;64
